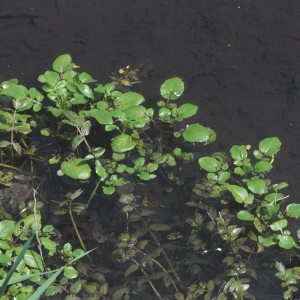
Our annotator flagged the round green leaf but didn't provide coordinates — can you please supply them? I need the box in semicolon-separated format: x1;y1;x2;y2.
61;158;91;180
286;203;300;218
237;211;255;221
114;92;145;110
111;134;136;153
176;103;198;119
259;137;281;156
270;219;287;231
230;145;247;161
53;54;75;73
198;156;220;172
160;77;184;100
64;266;78;279
103;186;115;195
246;178;266;194
45;286;62;297
278;236;295;249
254;161;273;173
0;220;15;239
227;185;248;203
124;105;147;120
44;71;60;86
182;124;216;144
24;250;44;270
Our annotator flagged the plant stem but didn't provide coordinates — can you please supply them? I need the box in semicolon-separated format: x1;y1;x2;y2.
69;198;87;253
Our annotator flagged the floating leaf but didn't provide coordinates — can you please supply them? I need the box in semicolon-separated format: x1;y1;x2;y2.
246;177;266;195
0;220;15;239
182;124;216;144
176;103;198;119
228;185;248;204
111;134;136;153
230;145;247;161
259;137;281;156
254;161;272;173
64;266;78;279
160;77;184;100
278;236;295;249
237;211;255;221
198;156;220;172
61;158;91;180
286;203;300;218
114;92;145;110
270;219;287;231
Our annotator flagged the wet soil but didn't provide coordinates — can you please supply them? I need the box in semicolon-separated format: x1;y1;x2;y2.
1;0;300;299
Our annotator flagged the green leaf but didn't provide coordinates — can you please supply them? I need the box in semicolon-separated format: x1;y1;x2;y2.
64;266;78;279
246;177;266;195
182;124;216;144
237;211;255;221
79;72;97;83
52;54;75;73
0;254;12;264
78;84;94;99
45;285;62;297
230;145;247;161
270;219;287;231
176;103;198;119
2;84;28;100
103;186;115;195
254;161;272;173
259;137;281;156
149;224;172;231
124;105;148;121
85;109;113;125
0;220;15;239
124;264;139;277
43;71;60;86
227;185;248;204
198;156;220;172
40;237;57;254
272;182;288;190
24;250;44;270
61;158;91;180
278;236;295;249
111;134;136;153
114;92;145;110
160;77;184;100
286;203;300;218
72;136;84;149
258;235;278;247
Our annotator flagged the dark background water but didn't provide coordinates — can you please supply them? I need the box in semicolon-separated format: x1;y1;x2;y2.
1;1;300;298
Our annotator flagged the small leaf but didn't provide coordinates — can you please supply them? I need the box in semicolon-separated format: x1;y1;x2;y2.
0;220;15;239
111;134;136;153
149;224;172;231
53;54;75;73
64;266;78;279
270;219;287;231
237;210;255;221
125;264;139;277
230;145;247;160
198;156;220;172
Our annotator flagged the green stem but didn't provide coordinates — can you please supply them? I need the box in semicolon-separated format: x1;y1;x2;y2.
68;198;87;253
